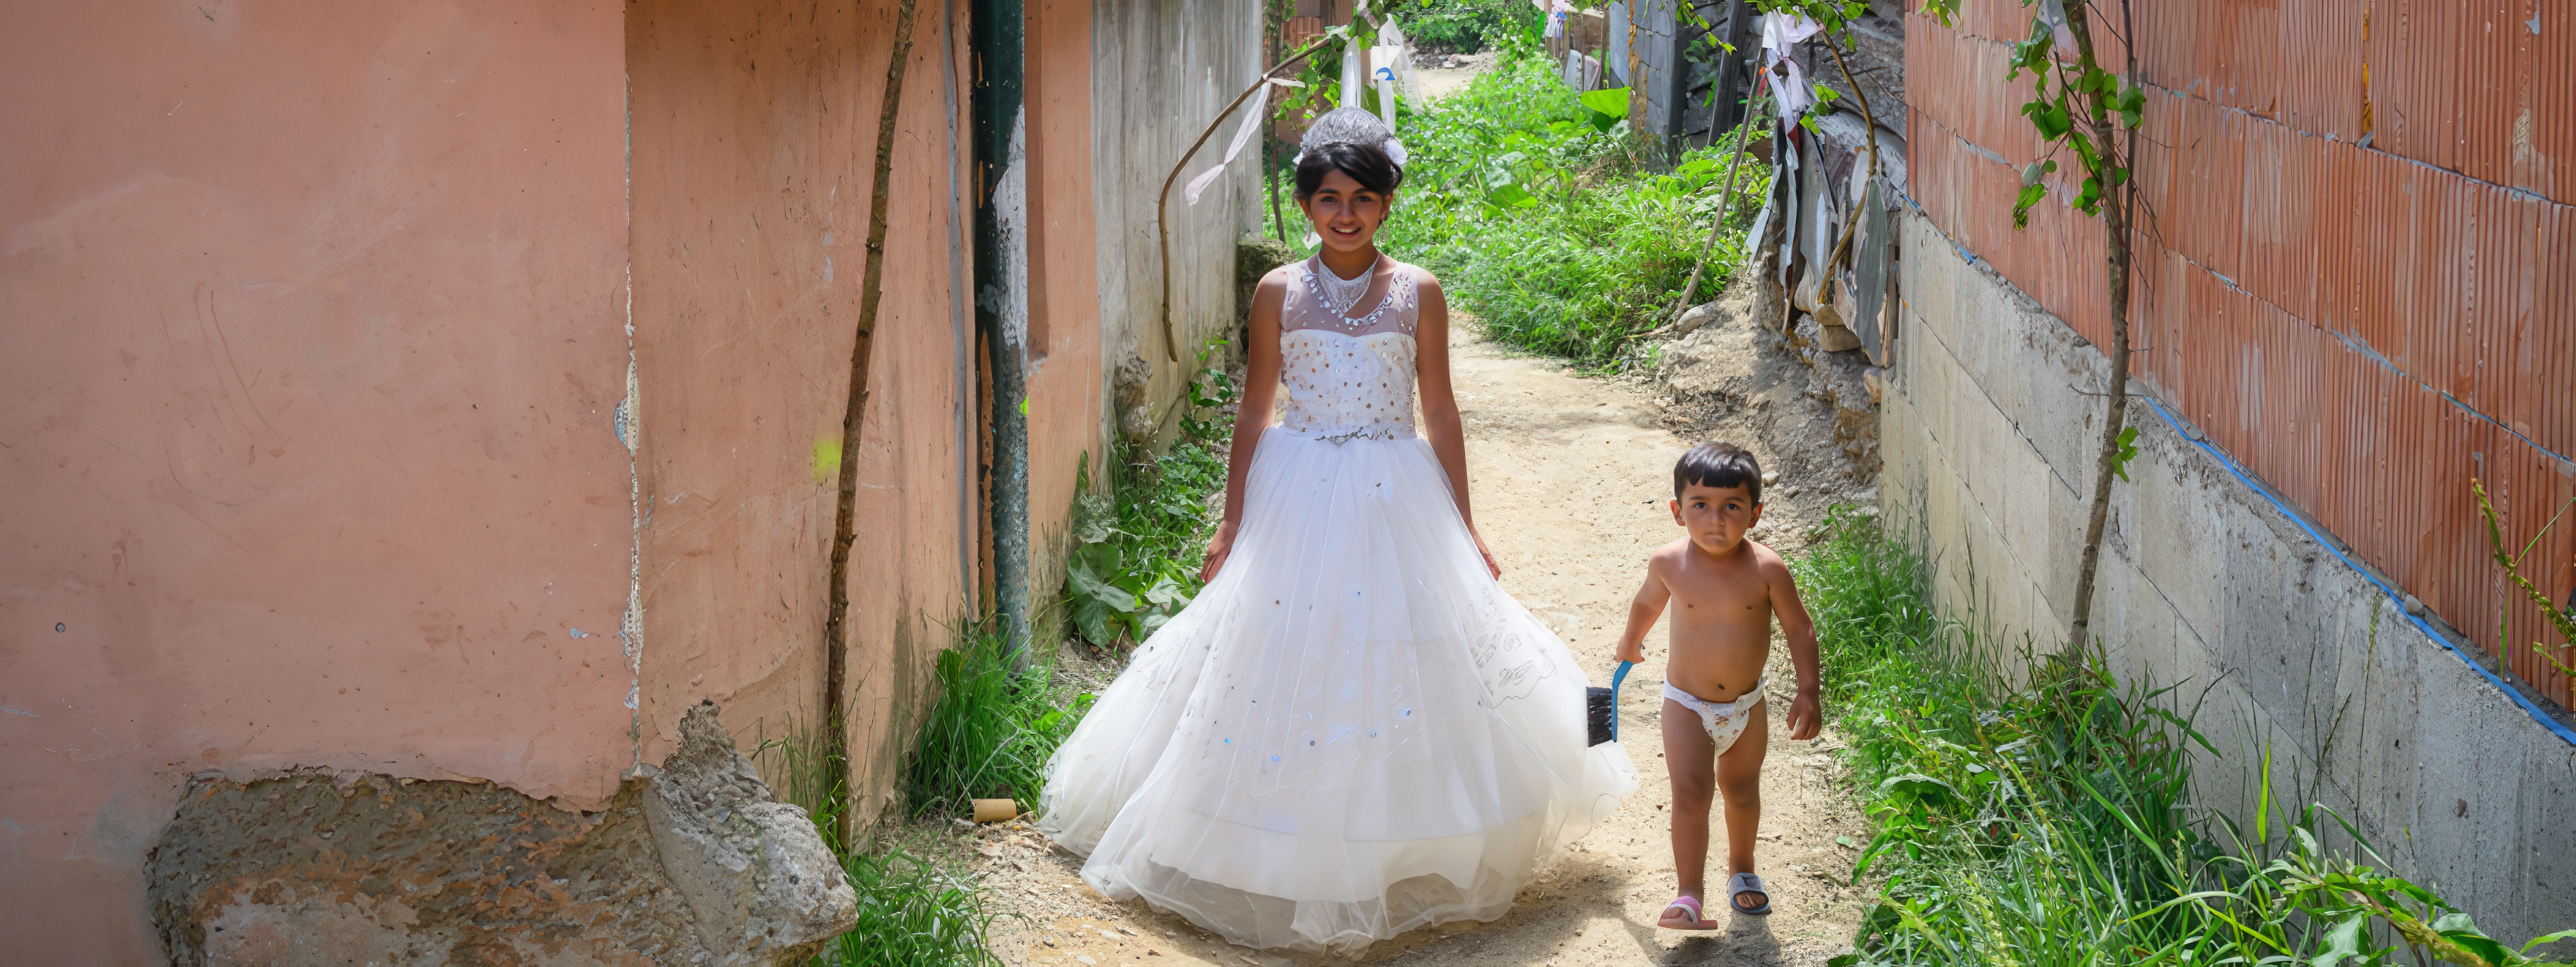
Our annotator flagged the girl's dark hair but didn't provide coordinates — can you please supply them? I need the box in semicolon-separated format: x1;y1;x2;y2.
1293;140;1405;200
1674;442;1763;503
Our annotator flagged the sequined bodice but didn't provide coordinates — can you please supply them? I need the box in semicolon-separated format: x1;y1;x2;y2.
1278;256;1421;442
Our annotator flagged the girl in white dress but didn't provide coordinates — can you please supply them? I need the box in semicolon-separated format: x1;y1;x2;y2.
1038;109;1635;955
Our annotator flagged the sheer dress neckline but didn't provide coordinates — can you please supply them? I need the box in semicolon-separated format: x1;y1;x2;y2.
1283;255;1418;339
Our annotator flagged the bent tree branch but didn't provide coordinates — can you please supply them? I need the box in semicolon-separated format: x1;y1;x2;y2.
824;0;925;842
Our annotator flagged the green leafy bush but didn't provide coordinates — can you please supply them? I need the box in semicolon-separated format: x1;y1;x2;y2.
1350;55;1769;370
1392;0;1541;55
1062;341;1235;651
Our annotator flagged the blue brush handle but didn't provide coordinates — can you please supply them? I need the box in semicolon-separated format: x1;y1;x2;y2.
1610;660;1634;742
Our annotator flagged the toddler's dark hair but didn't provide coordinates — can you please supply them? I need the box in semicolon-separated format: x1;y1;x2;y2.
1673;442;1762;503
1294;140;1405;200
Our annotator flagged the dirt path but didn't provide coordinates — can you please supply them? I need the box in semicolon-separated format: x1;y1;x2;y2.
981;324;1875;967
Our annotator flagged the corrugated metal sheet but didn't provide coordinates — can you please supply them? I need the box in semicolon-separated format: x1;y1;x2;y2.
1907;6;2576;707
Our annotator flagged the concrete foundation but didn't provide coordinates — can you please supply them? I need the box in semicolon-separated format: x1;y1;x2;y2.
145;704;853;966
1884;209;2576;947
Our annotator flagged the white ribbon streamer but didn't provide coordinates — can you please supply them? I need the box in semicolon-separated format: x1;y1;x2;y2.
1760;12;1821;56
1186;80;1279;206
1772;56;1812;119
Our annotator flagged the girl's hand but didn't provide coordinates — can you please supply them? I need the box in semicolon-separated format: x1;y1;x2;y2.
1470;528;1500;579
1200;523;1240;583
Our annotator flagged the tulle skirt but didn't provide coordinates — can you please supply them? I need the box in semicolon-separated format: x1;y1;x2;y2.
1037;427;1638;954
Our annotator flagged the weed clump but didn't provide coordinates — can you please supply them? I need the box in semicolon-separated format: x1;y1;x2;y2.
1800;505;2576;966
907;617;1090;817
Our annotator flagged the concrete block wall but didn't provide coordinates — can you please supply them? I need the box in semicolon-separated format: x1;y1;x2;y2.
1091;0;1265;451
1884;210;2576;946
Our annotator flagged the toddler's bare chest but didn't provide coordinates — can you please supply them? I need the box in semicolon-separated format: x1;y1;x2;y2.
1666;569;1772;634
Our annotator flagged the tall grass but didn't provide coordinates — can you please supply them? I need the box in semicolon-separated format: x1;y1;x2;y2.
831;837;1003;966
907;615;1091;817
1799;506;2576;967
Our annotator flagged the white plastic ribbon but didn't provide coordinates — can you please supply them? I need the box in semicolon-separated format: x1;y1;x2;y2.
1341;30;1367;108
1759;12;1821;57
1186;79;1283;206
1772;56;1812;118
1370;42;1404;133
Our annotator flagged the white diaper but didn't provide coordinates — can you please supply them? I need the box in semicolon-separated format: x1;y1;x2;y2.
1663;675;1767;755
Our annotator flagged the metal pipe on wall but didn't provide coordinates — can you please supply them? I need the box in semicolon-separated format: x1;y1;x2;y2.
972;0;1030;649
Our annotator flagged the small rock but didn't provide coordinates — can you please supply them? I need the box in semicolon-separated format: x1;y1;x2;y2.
1674;302;1721;335
1817;320;1863;352
1075;956;1097;966
1761;471;1779;486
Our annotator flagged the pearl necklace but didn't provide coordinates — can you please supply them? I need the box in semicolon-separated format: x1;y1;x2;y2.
1313;255;1377;318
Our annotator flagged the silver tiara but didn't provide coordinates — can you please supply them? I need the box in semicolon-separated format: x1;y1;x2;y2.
1293;106;1407;171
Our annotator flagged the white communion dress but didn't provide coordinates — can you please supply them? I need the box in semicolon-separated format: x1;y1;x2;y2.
1037;255;1637;954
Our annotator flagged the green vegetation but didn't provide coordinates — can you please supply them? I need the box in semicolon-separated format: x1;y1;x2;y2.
1394;0;1541;54
1265;46;1769;371
907;615;1091;815
753;714;1005;967
831;841;1001;966
2474;478;2576;684
1795;506;2576;966
1061;341;1237;651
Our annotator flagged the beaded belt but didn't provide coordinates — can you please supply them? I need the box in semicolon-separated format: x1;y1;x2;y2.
1312;426;1403;445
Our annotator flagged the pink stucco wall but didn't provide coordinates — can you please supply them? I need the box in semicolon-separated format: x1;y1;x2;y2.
0;3;632;959
1023;0;1110;622
626;0;983;828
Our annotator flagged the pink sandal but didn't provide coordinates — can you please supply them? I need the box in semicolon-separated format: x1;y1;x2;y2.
1657;894;1714;930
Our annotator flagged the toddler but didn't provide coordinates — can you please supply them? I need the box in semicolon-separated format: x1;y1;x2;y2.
1614;442;1820;927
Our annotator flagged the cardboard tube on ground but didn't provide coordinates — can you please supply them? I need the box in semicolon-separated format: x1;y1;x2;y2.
972;798;1019;823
